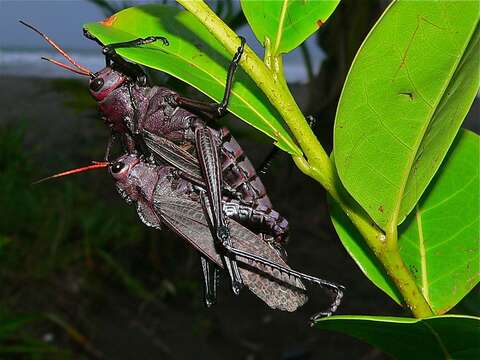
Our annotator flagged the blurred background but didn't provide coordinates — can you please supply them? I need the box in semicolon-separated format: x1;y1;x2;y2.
1;1;478;359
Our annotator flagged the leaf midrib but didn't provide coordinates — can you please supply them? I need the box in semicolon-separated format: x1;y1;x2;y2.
388;15;479;228
415;205;429;304
272;0;289;56
423;322;452;359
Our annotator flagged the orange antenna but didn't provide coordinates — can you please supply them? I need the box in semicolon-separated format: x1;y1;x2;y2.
41;57;92;77
33;162;109;185
20;20;93;76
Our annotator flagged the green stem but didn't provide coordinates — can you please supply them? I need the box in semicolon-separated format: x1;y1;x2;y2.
382;225;434;317
313;168;434;318
176;0;434;318
177;0;328;178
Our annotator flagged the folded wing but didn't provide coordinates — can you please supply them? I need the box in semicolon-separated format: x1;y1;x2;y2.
155;191;307;312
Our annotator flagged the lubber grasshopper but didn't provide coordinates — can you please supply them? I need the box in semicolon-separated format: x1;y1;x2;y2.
36;150;345;320
21;20;286;295
23;21;345;315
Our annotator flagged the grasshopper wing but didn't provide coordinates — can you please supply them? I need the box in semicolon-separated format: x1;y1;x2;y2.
143;130;205;186
153;189;307;312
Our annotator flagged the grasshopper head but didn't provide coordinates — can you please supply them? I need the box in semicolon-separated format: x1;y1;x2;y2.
89;67;127;101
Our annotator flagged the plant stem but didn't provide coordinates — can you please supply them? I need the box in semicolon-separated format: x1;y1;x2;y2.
177;1;327;170
381;225;434;317
176;0;434;318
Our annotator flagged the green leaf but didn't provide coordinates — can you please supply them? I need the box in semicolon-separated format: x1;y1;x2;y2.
0;315;38;338
398;130;479;314
329;196;403;305
315;315;480;360
334;0;479;230
240;0;340;55
330;129;479;313
84;5;301;156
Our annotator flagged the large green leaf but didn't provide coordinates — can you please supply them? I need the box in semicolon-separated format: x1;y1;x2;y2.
329;196;403;305
334;0;479;230
398;130;479;314
84;5;301;155
315;315;480;360
330;129;480;313
241;0;340;55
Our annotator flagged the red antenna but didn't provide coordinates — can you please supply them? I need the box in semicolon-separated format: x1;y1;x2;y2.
20;20;93;77
41;57;92;76
33;161;109;185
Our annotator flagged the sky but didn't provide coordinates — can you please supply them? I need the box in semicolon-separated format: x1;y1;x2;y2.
1;0;110;50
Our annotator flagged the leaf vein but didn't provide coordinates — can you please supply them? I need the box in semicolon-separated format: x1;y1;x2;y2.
427;219;478;252
428;257;478;288
421;177;477;214
363;79;414;151
416;205;429;302
422;322;451;359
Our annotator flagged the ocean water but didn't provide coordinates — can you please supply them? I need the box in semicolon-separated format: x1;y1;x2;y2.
0;47;317;83
1;48;105;78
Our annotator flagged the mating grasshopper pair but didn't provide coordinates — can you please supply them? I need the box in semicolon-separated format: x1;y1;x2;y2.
22;20;344;321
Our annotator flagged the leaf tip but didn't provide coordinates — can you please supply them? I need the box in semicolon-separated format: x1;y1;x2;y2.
100;15;117;27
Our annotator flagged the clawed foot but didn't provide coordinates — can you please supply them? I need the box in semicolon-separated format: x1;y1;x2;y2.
231;279;243;295
144;36;169;46
309;311;333;327
102;35;169;56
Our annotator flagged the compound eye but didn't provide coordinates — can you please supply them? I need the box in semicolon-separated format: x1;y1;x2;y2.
111;161;125;174
90;77;104;92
